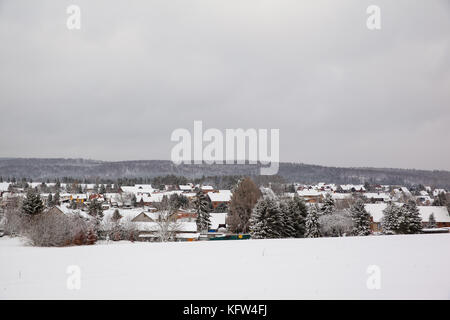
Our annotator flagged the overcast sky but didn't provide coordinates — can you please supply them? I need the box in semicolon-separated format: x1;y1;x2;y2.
0;0;449;170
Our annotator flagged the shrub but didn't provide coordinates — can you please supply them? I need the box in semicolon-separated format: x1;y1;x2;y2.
25;213;92;247
318;211;354;237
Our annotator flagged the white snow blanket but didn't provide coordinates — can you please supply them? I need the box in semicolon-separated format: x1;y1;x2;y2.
0;234;449;299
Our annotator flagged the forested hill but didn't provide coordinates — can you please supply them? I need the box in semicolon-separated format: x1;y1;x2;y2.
0;158;449;188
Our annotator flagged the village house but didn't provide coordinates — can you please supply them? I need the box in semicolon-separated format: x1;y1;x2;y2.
200;185;214;193
340;184;366;192
363;192;391;203
364;203;450;233
207;190;232;209
179;184;193;192
296;189;324;203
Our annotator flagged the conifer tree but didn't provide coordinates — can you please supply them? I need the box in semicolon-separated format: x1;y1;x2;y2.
349;199;372;236
381;202;401;234
249;197;283;239
131;194;137;207
47;193;54;207
428;213;437;228
279;200;296;238
112;209;122;222
54;191;60;206
402;200;423;234
193;190;211;232
88;199;103;219
22;189;44;216
305;204;321;238
280;195;308;237
320;194;335;215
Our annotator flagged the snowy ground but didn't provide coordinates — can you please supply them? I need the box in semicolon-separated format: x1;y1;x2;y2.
0;234;449;299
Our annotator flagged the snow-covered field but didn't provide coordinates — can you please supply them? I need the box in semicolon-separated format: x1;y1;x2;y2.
1;234;449;299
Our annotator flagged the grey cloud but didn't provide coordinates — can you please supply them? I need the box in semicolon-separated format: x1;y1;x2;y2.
0;0;449;170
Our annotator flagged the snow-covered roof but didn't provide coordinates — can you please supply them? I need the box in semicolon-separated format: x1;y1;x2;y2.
102;208;147;222
331;193;352;200
56;205;92;220
364;203;450;223
207;190;232;202
0;182;11;192
340;184;365;191
136;193;166;203
400;187;412;196
433;189;446;197
201;186;214;191
176;232;200;239
179;185;193;191
363;192;391;201
418;206;450;223
133;221;197;232
210;212;227;230
297;190;324;197
183;192;197;199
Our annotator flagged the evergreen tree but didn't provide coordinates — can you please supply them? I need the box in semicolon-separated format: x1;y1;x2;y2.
88;199;103;219
193;190;211;232
228;177;262;233
47;193;54;207
279;200;296;238
54;191;60;206
381;203;402;234
305;204;321;238
280;195;308;238
22;189;44;216
349;199;372;236
99;184;106;194
112;209;122;222
131;194;137;207
428;213;437;228
402;200;422;234
320;194;335;215
249;197;283;239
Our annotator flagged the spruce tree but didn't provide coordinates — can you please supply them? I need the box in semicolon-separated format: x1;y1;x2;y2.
22;189;44;216
280;195;308;238
403;200;422;234
249;198;283;239
88;199;103;219
349;199;372;236
193;190;211;232
428;213;437;228
112;209;122;222
381;203;401;234
305;204;321;238
279;200;296;238
54;191;60;206
320;194;335;215
131;194;137;207
47;193;54;207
